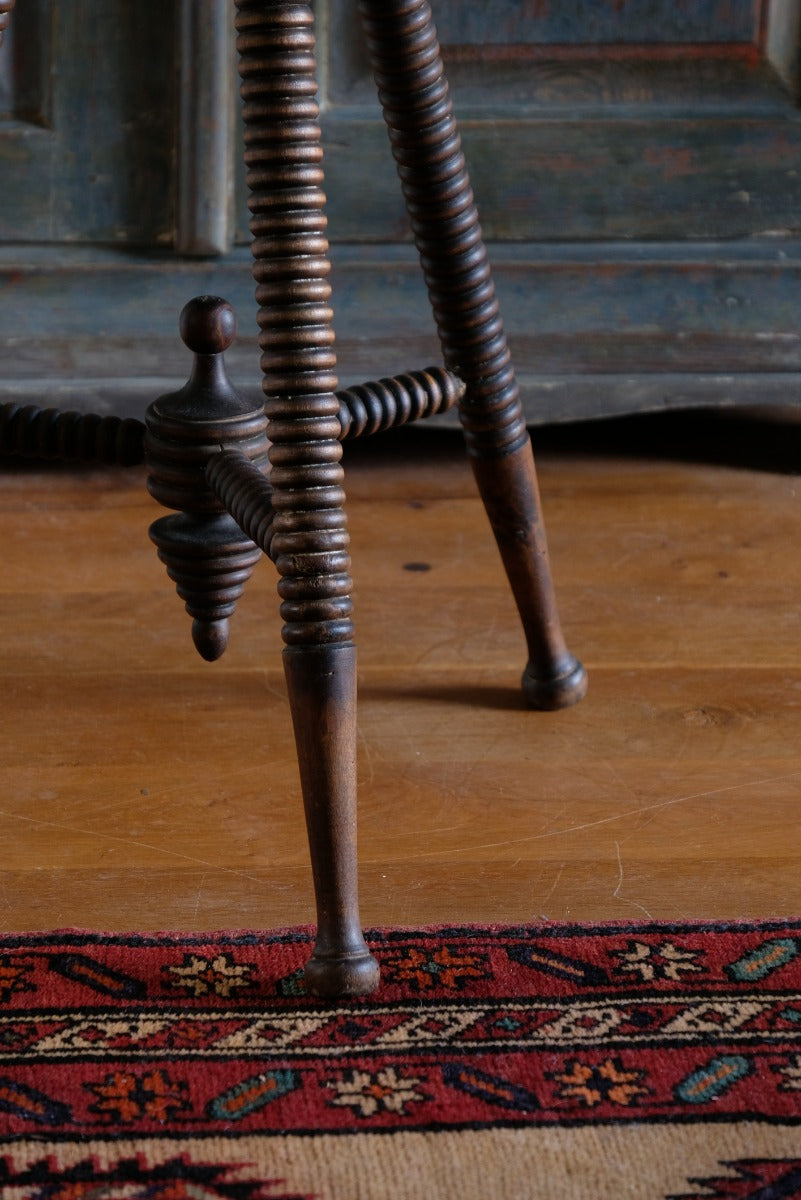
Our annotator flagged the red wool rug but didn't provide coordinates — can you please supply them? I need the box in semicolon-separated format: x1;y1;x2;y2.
0;921;800;1198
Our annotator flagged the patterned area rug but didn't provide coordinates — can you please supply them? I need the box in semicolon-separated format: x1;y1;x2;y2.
0;921;800;1198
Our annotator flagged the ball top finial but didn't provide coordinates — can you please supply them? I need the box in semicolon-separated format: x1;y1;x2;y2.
179;295;237;356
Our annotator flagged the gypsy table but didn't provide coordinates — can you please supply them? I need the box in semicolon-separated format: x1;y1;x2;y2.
0;0;586;996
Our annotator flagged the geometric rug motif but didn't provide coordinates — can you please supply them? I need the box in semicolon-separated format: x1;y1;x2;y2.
0;920;800;1197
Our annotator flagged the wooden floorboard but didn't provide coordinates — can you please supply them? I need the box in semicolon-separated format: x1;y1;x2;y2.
1;412;800;933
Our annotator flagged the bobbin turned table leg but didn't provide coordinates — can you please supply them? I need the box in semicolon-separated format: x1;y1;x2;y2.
359;0;587;711
235;0;378;995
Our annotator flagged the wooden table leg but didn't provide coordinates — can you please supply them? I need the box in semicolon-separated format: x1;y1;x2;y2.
235;0;378;995
360;0;587;710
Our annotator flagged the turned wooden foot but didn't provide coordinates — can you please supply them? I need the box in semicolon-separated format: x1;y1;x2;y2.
285;644;379;997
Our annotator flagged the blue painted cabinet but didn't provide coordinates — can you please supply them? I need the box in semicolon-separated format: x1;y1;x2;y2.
0;1;176;244
1;1;801;422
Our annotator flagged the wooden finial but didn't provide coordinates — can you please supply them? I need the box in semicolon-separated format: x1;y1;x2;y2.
145;296;269;660
179;294;237;357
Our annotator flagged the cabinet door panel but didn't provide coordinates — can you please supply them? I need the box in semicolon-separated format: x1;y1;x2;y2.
315;0;800;243
430;1;761;46
313;116;801;242
0;0;177;245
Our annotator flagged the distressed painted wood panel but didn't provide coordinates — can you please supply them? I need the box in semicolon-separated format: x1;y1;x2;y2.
429;0;763;47
312;117;801;243
0;22;12;115
326;0;772;104
0;0;177;245
308;0;801;246
2;0;801;423
4;241;801;427
176;0;236;255
14;242;801;363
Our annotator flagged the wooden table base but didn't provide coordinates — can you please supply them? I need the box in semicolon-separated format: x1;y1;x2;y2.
0;0;585;996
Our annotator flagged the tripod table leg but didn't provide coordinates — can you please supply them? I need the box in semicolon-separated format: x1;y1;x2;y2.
360;0;587;710
235;0;378;995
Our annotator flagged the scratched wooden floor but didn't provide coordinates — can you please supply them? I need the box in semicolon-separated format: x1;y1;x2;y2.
2;408;801;933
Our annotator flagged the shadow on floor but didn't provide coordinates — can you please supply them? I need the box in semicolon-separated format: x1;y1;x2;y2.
530;406;801;476
3;404;800;478
341;404;801;477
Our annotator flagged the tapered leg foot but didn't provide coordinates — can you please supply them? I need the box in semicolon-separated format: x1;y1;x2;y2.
522;655;587;711
304;942;380;998
471;445;586;711
284;643;379;998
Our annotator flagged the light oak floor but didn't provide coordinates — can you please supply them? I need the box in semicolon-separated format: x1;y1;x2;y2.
2;410;800;933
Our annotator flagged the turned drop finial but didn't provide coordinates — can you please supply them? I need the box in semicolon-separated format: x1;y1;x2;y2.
145;296;269;661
